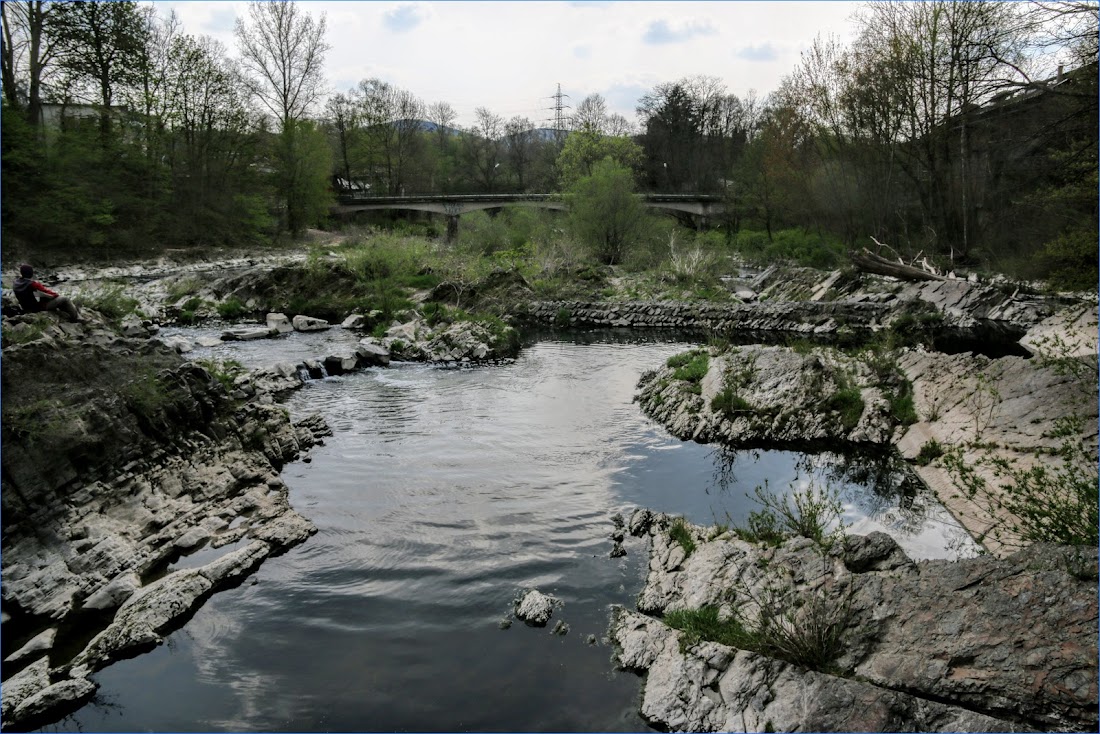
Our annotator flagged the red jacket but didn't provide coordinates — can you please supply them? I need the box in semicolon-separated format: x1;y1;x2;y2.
13;276;59;312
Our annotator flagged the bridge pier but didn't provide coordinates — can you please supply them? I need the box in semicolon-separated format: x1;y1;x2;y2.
445;214;460;243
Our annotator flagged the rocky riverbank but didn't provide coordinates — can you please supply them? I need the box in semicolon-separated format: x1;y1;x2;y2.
611;512;1098;732
0;311;330;730
2;252;1094;731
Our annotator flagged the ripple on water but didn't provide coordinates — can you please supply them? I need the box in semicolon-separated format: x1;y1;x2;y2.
59;336;976;734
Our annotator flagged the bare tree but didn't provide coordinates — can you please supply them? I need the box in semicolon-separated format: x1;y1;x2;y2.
504;115;536;191
325;91;360;185
235;1;330;234
427;99;456;151
573;93;608;132
463;106;503;192
234;1;327;126
1;0;56;124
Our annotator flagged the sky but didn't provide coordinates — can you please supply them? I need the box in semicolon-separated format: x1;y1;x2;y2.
162;1;865;128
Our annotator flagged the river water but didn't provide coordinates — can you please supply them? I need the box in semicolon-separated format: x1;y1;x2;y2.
52;330;974;732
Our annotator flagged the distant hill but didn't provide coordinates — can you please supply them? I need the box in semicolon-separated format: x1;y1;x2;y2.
391;119;566;142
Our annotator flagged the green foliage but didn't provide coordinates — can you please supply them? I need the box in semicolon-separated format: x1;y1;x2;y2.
663;588;852;674
557;129;645;188
735;481;847;550
196;358;246;393
943;420;1099;548
914;439;945;466
732;228;846;269
82;285;142;321
176;297;207;324
820;377;864;432
669;518;697;557
1040;228;1099;291
663;605;755;650
166;277;202;302
277;119;334;236
553;307;572;327
711;388;753;417
216;298;247;320
2;315;55;346
567;158;646;265
668;350;709;383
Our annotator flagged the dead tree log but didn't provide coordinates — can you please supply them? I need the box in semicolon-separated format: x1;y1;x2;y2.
849;247;949;282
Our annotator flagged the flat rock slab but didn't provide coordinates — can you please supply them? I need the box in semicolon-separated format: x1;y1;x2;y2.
615;516;1098;733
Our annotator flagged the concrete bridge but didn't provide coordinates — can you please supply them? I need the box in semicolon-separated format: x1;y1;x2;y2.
331;192;726;240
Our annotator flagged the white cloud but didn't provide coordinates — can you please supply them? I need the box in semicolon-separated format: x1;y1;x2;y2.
160;1;862;126
642;19;718;45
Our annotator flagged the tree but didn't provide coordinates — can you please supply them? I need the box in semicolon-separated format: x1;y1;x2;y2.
234;1;327;126
504;115;537;191
277;119;332;236
48;0;147;134
324;92;360;186
427;100;456;152
1;1;56;125
462;106;504;192
355;78;424;194
567;157;645;265
556;127;643;189
163;33;265;244
235;0;328;234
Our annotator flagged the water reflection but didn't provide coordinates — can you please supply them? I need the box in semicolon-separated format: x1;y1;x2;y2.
53;336;975;733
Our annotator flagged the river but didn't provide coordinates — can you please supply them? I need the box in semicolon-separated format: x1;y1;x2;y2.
50;331;974;732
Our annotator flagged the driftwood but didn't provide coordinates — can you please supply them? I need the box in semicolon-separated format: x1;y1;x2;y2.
849;247;949;282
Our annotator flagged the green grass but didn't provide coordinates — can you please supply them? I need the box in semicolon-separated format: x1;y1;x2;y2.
82;285;142;321
914;439;944;466
668;350;709;383
711;388;753;417
664;605;756;650
821;384;864;431
669;518;697;557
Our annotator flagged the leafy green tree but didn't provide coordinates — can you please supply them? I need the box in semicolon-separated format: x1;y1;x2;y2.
567;157;645;264
277;119;333;236
556;128;643;189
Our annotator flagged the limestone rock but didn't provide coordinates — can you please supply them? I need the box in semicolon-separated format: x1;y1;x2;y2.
323;353;357;376
355;340;391;367
292;315;330;332
1;657;50;720
613;520;1098;733
341;313;368;329
81;573;141;611
9;678;97;728
222;326;275;341
266;312;293;334
4;628;57;665
515;589;559;626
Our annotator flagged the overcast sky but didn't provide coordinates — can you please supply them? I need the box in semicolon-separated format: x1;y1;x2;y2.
163;1;864;128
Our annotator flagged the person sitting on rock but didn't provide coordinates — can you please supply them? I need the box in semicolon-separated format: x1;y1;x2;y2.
13;264;81;322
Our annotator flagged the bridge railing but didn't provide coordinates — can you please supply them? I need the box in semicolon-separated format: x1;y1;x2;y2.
334;192;724;205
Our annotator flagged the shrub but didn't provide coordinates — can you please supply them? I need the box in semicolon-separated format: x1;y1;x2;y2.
216;298;247;320
196;358;246;393
663;589;852;674
943;421;1098;548
914;439;945;466
735;481;847;550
